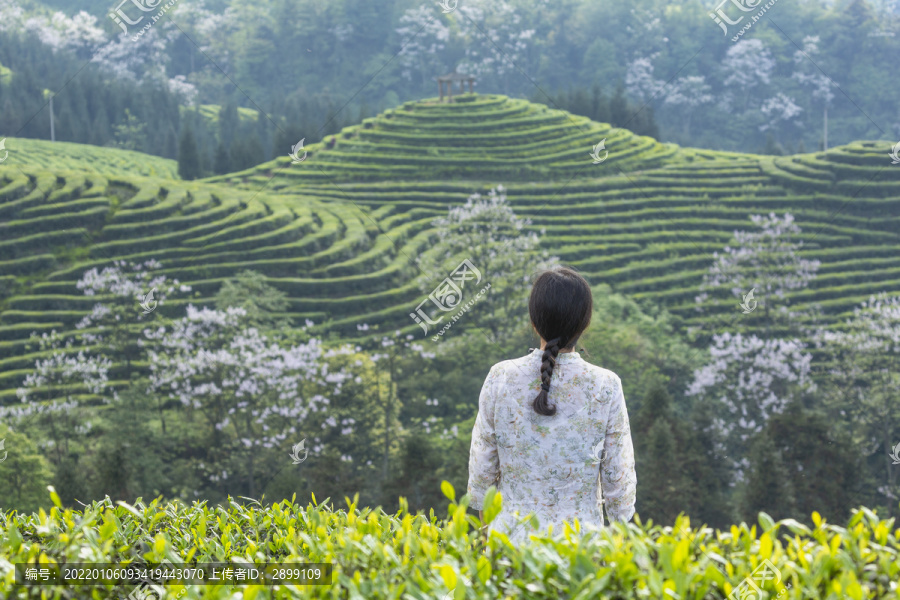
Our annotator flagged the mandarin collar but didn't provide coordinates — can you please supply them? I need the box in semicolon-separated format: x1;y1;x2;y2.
529;347;581;362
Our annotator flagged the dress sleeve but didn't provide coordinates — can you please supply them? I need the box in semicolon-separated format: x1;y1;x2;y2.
467;365;500;510
600;374;636;523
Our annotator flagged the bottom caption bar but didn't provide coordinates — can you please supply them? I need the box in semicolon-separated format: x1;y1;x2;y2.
15;562;332;585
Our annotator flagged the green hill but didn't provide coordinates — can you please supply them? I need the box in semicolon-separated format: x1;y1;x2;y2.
0;137;178;178
204;94;719;186
2;94;900;403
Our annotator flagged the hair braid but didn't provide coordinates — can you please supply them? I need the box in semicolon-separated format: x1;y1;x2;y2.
528;265;593;416
533;336;565;416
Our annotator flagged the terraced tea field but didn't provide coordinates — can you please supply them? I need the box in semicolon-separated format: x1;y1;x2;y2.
0;137;178;178
206;94;724;185
1;94;899;403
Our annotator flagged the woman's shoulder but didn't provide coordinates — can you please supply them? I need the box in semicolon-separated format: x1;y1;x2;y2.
575;358;622;389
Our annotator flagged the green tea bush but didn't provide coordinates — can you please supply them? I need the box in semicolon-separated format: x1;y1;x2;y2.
1;485;898;599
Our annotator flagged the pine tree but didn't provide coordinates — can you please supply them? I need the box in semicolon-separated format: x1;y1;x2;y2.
177;127;202;180
765;400;862;523
739;429;796;522
214;141;232;175
230;135;265;172
218;102;239;148
609;83;630;129
633;383;692;525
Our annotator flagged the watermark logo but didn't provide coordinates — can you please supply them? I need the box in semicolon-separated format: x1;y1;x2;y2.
0;438;7;463
290;439;309;464
890;441;900;465
139;288;158;314
124;580;164;600
410;259;483;335
709;0;758;35
0;138;7;163
438;0;459;13
590;139;609;164
109;0;181;42
290;139;308;164
588;440;603;465
890;141;900;165
709;0;779;41
728;559;790;600
740;288;758;314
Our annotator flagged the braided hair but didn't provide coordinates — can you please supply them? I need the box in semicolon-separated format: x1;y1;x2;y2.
529;266;593;416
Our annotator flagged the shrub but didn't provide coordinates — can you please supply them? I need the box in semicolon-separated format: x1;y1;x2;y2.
1;485;898;599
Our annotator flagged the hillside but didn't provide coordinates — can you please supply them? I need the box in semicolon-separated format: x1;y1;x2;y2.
0;137;178;178
205;94;700;186
2;95;900;404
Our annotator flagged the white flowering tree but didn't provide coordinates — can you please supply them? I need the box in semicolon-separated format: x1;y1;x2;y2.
759;93;804;133
624;56;666;103
0;4;104;58
395;4;452;86
792;35;837;150
695;212;821;337
76;259;190;375
686;332;816;478
664;75;714;138
143;306;355;497
721;40;774;103
814;293;900;501
393;0;538;93
455;0;536;89
416;185;557;342
4;331;112;465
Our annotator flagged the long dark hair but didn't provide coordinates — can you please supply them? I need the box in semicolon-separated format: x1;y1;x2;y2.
529;266;593;416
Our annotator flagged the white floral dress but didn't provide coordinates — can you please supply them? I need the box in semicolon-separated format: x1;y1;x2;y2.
467;348;636;545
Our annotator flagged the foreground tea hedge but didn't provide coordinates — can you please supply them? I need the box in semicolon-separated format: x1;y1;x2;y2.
1;484;898;599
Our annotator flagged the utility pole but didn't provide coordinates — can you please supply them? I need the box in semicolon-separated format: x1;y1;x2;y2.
43;89;55;142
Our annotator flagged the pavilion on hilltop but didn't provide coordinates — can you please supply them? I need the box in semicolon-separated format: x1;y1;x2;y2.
436;70;475;102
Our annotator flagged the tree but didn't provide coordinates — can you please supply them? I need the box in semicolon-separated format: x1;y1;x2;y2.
88;384;172;502
763;400;863;522
695;212;821;338
112;108;147;151
815;293;900;506
143;306;355;498
414;185;557;343
738;427;796;521
213;141;231;175
721;40;774;106
75;259;190;377
792;35;836;150
394;4;452;88
663;75;714;138
214;269;292;330
685;332;817;476
578;284;699;399
230;134;265;172
0;424;55;513
356;327;436;504
759;93;803;137
178;126;202;180
455;0;537;91
5;330;112;466
632;384;691;525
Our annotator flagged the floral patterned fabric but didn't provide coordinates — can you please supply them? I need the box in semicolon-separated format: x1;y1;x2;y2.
467;348;636;545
